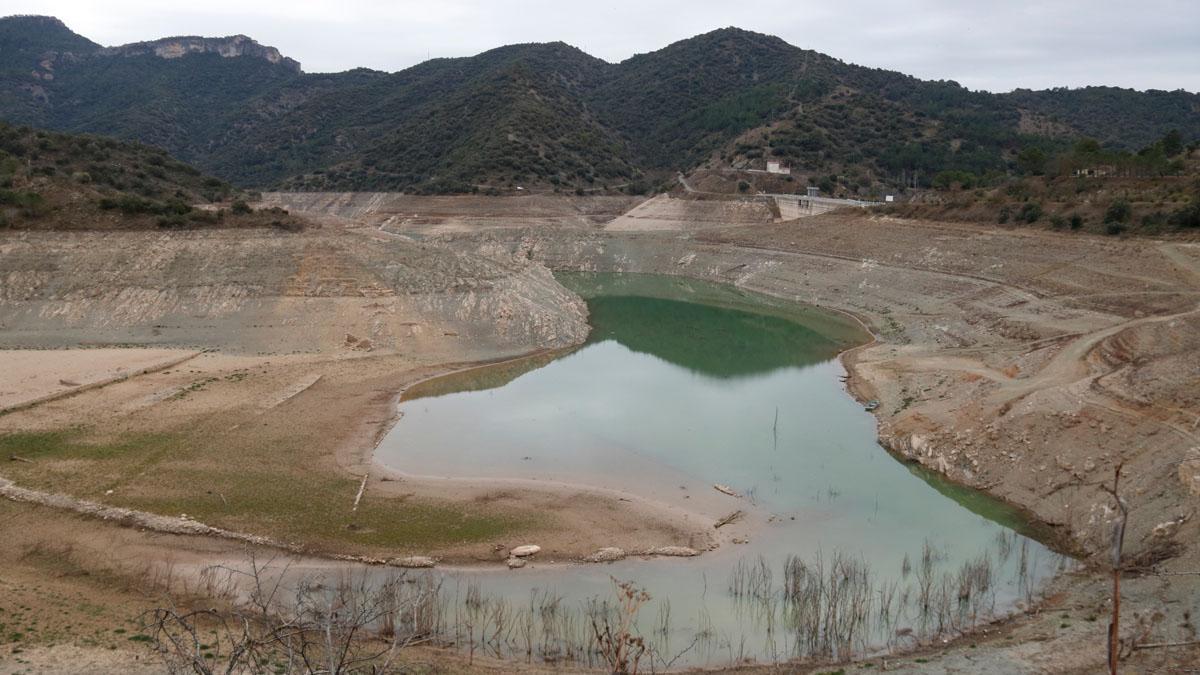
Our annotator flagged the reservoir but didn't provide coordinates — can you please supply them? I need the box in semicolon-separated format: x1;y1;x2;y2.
375;273;1065;667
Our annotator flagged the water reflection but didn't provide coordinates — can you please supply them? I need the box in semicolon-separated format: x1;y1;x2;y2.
364;273;1070;668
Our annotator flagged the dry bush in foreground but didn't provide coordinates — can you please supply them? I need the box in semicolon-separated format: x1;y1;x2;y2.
142;554;441;674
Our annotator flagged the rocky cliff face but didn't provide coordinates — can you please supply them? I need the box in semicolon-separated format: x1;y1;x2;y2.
98;35;301;72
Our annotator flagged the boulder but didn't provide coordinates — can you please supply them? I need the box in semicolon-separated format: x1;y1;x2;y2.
506;556;526;569
510;544;541;558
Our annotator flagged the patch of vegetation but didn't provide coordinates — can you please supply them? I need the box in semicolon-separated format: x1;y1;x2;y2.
0;121;248;229
1018;202;1043;224
0;429;527;554
98;194;192;216
876;130;1200;235
0;122;313;230
0;188;46;215
1104;199;1132;225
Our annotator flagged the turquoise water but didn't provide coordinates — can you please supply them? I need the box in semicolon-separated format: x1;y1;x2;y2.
375;273;1064;668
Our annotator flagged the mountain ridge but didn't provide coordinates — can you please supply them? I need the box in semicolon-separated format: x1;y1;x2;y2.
2;16;1197;194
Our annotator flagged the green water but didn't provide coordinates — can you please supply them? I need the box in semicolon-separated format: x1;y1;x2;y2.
376;273;1064;667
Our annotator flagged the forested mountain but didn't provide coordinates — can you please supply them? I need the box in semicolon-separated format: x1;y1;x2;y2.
277;43;639;193
2;16;1197;194
0;120;300;230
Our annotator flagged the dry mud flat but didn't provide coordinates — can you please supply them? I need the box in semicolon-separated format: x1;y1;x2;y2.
0;347;198;412
0;194;1198;672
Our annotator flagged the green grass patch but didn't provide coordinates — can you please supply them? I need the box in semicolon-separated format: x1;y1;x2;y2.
0;429;526;553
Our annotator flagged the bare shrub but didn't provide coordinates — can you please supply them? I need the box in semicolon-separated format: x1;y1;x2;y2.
588;578;650;674
142;554;441;674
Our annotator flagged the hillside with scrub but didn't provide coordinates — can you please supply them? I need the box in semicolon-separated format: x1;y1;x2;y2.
1;17;1197;198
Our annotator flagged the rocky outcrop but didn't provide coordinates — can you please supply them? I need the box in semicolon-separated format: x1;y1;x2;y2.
99;35;301;72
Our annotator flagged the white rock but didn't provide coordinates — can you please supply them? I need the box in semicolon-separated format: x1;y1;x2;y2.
651;546;699;557
391;556;435;568
510;544;541;558
1152;517;1186;538
584;547;626;563
506;556;526;569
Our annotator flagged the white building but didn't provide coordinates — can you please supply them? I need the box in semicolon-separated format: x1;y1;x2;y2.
766;161;791;175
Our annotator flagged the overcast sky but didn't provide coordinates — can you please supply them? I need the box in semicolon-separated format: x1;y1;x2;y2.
12;1;1199;92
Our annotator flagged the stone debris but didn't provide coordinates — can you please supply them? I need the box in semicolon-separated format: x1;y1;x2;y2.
583;547;626;563
1152;516;1188;538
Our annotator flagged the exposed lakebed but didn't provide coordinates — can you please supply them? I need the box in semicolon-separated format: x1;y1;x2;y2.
374;273;1066;667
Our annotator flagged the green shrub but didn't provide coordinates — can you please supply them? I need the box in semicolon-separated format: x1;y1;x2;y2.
230;199;253;215
98;194;191;216
1018;202;1042;223
99;195;154;214
1169;194;1200;228
0;189;43;208
1104;199;1132;224
0;189;46;216
1141;212;1167;229
932;170;976;189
